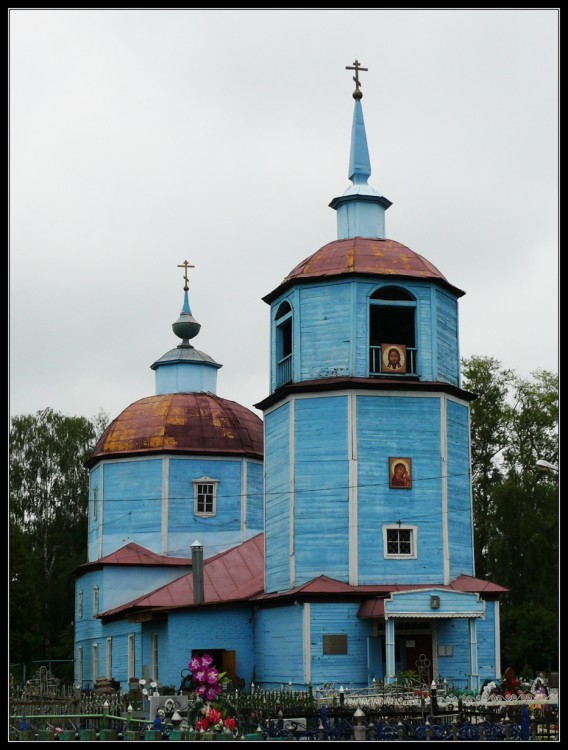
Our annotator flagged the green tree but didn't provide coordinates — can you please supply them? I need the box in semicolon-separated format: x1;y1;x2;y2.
9;407;108;683
462;358;559;674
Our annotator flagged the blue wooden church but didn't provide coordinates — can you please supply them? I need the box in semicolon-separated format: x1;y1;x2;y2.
74;63;507;694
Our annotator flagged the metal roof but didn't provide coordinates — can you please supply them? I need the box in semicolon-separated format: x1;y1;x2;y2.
262;237;465;303
75;542;192;573
86;392;264;468
100;533;265;619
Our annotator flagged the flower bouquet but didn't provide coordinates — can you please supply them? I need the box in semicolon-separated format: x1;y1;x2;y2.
186;654;238;739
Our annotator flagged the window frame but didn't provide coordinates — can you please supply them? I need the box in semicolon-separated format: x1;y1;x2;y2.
193;477;219;517
382;524;418;559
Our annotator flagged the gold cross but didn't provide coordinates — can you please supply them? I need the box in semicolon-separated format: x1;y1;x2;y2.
346;59;368;93
177;260;195;291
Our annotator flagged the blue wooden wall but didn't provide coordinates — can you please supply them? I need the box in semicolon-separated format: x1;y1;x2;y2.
294;396;350;583
264;403;291;592
253;605;304;688
446;400;474;577
269;278;460;391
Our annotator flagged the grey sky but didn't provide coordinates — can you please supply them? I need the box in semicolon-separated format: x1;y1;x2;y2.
9;8;559;424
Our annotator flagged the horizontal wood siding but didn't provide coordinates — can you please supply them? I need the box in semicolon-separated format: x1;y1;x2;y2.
435;290;459;386
446;400;474;576
165;608;255;692
386;589;484;615
88;465;102;561
435;619;473;683
102;459;163;557
477;601;498;681
169;457;244;559
294;396;349;582
356;395;443;583
298;283;352;381
246;460;264;536
254;606;304;687
310;602;373;688
265;404;291;592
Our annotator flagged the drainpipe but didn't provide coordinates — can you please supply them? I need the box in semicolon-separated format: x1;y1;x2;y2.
191;540;204;604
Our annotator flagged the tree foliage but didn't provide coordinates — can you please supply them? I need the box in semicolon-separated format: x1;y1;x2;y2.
9;408;108;683
462;358;558;674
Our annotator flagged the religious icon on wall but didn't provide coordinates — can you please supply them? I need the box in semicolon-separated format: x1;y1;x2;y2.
382;344;407;374
389;457;412;489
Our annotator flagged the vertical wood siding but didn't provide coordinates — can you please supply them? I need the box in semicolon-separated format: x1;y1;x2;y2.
293;396;350;583
356;395;443;583
88;465;102;562
265;403;291;592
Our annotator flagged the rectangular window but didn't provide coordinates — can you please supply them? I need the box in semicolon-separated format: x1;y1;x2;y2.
78;590;83;619
106;637;112;679
77;646;83;688
438;645;454;656
322;634;348;655
383;525;418;559
93;586;99;617
92;486;98;520
92;643;99;683
151;633;159;682
193;478;218;516
128;634;136;681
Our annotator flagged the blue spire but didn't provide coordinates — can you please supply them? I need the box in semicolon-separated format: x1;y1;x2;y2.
329;61;392;239
348;100;371;185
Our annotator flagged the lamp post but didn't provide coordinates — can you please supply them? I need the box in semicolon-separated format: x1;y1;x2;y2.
536;459;558;474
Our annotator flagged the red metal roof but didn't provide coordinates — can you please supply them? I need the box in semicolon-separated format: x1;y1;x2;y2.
76;542;192;572
263;237;465;303
98;536;507;619
86;393;264;468
100;533;265;618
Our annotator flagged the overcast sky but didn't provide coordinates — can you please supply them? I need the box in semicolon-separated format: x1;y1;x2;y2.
9;8;559;425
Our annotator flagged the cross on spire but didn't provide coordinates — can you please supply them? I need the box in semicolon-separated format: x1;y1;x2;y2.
177;260;195;291
346;59;368;100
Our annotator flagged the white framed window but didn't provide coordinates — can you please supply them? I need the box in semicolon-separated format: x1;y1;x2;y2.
151;633;159;682
77;646;83;688
92;486;98;520
382;524;418;558
128;634;136;681
92;643;99;683
93;586;99;617
106;637;112;679
193;477;219;516
78;590;83;619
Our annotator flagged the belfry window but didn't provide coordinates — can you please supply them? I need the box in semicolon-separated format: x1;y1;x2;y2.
369;286;417;375
275;301;293;387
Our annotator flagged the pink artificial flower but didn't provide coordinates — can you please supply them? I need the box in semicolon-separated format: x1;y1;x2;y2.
189;656;203;672
206;686;221;701
195;684;208;697
201;654;214;666
206;667;219;685
194;669;207;684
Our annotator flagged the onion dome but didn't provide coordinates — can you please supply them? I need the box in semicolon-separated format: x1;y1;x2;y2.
85;392;263;468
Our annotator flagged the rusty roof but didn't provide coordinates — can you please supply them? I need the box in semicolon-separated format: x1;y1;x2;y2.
75;542;192;574
86;393;263;468
100;533;265;619
263;237;465;303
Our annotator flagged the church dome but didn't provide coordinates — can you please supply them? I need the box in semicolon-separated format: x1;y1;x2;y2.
86;393;263;467
263;237;464;303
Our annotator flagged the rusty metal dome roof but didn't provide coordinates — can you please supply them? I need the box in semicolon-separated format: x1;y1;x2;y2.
263;237;465;303
86;393;263;467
